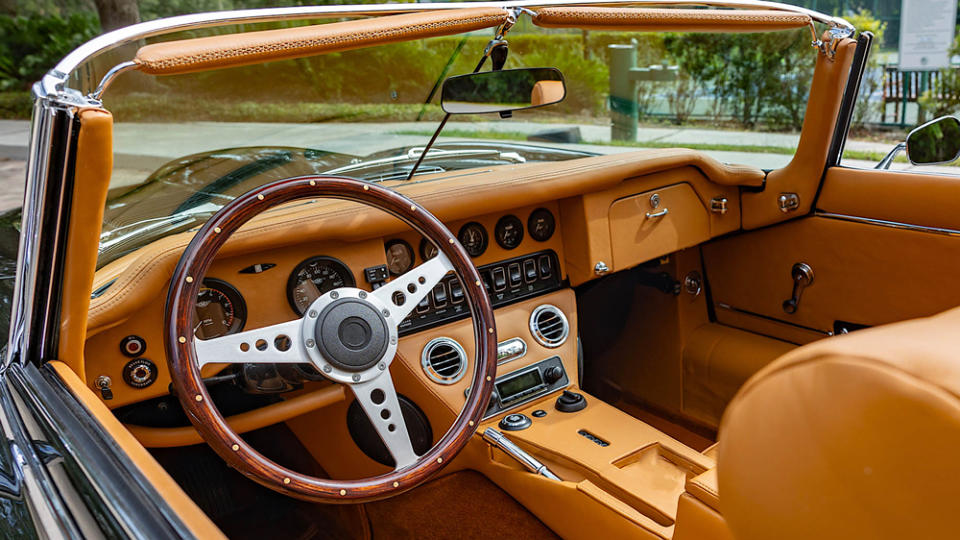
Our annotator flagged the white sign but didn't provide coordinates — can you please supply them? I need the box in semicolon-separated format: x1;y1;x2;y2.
899;0;957;70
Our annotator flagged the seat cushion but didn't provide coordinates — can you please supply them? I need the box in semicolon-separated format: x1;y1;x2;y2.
717;306;960;540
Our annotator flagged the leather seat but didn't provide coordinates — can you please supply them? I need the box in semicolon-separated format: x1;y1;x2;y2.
717;306;960;540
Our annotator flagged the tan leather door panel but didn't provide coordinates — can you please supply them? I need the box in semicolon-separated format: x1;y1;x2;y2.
702;167;960;344
818;167;960;231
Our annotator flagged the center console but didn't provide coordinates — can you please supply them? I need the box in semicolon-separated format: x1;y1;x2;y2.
480;389;716;538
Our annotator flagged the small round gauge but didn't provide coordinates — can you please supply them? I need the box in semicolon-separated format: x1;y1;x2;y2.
385;239;414;276
194;278;246;340
419;237;438;261
495;214;524;250
287;256;355;315
457;222;488;258
528;208;556;242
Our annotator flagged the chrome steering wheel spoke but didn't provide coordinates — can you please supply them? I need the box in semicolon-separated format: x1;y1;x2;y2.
372;252;454;322
348;370;419;470
194;319;304;367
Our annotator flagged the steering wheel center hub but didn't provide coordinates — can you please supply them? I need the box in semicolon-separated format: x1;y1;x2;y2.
300;287;399;384
315;299;388;372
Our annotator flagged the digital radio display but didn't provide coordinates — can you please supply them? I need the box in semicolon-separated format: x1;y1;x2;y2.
496;369;543;401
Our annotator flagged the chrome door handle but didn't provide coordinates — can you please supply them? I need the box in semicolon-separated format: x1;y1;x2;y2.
782;262;814;314
646;208;669;219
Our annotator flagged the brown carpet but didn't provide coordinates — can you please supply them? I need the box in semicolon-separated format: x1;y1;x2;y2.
363;470;558;539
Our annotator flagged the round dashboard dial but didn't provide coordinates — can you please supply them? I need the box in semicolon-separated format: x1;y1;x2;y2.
287;256;355;315
419;237;438;261
385;239;414;276
457;222;488;258
494;214;524;250
528;208;556;242
194;278;246;339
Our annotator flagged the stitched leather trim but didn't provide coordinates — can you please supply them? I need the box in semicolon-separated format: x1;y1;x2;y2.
533;7;811;32
134;8;509;76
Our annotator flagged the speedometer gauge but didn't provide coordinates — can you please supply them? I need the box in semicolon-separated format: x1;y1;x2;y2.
287;256;355;315
194;279;246;339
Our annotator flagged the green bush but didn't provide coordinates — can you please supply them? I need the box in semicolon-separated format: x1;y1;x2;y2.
920;29;960;118
0;92;32;119
0;13;100;92
664;29;813;130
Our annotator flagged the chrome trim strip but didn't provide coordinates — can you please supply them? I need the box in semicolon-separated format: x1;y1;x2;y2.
47;0;852;95
4;94;79;369
716;302;832;336
815;211;960;237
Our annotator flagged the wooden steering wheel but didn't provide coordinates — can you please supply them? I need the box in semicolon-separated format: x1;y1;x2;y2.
164;176;497;503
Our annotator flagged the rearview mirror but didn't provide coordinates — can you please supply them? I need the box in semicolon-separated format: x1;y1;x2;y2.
906;116;960;165
441;68;566;115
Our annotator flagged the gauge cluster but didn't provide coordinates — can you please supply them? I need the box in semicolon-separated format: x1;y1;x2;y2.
92;204;562;406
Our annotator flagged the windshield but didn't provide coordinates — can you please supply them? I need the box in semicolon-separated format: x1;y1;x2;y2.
97;22;817;268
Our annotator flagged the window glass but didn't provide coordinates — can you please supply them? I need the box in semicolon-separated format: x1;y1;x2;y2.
840;8;960;174
97;22;817;267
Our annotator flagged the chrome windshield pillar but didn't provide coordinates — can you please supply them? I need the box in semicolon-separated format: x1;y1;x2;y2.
4;85;100;370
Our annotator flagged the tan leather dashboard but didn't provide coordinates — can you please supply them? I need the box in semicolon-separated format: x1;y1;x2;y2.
83;149;753;409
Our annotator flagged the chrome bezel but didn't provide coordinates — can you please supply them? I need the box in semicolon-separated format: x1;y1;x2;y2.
420;337;468;385
529;304;570;348
301;287;399;385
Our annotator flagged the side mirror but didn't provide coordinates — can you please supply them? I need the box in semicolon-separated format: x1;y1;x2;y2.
441;68;566;115
906;116;960;165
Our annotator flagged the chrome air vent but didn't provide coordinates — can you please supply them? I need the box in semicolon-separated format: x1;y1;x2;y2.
421;337;467;385
529;304;569;348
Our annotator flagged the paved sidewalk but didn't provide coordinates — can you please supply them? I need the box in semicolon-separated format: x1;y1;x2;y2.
0;159;24;212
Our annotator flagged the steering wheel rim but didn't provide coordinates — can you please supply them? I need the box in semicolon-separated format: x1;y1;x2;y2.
164;175;497;503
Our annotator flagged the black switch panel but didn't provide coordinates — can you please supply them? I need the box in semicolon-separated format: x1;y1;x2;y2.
364;265;389;285
398;250;563;336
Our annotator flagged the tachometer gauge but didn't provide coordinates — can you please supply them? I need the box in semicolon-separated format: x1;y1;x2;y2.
385;239;414;276
419;237;438;261
194;279;246;339
287;256;355;315
528;208;556;242
457;222;488;258
494;214;524;250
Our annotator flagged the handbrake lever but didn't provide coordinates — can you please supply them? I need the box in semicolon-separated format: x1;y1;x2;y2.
482;428;560;481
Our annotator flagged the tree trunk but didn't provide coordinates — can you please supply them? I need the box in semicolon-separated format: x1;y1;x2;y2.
92;0;140;32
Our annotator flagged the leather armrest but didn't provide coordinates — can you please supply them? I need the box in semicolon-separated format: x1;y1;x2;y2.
686;468;721;512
